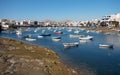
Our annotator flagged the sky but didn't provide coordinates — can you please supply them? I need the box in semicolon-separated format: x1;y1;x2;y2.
0;0;120;21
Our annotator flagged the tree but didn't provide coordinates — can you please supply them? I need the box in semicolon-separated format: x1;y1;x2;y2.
109;21;119;27
100;21;107;27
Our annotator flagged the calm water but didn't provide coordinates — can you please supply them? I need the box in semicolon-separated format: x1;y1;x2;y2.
0;27;120;75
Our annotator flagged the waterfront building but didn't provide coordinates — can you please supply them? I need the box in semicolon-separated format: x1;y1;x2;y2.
22;20;29;26
109;13;120;22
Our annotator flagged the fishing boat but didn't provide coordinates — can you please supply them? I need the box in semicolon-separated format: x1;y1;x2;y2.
16;30;22;36
79;35;93;40
99;44;113;48
69;34;84;38
41;33;51;36
79;40;88;43
52;36;61;41
25;38;36;41
74;30;79;34
38;35;43;38
54;31;63;34
63;42;79;48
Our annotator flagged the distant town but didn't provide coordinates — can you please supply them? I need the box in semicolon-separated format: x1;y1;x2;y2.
0;13;120;31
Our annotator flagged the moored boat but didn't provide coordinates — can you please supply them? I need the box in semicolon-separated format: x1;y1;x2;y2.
16;30;22;36
52;36;61;41
69;34;84;38
41;33;51;36
74;30;79;34
63;42;79;48
79;40;88;43
25;38;36;41
79;35;93;40
38;35;43;38
99;44;113;48
54;31;63;34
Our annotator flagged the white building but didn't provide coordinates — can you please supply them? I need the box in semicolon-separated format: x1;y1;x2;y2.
2;24;9;29
109;13;120;22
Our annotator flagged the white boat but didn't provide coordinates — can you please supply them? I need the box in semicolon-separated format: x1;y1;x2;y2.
54;31;63;34
74;30;79;34
38;35;43;38
16;30;22;36
79;35;93;40
69;34;84;38
63;42;79;48
99;44;113;48
25;38;36;41
79;40;88;43
52;37;61;41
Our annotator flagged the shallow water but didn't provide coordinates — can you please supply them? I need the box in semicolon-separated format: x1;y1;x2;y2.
0;27;120;75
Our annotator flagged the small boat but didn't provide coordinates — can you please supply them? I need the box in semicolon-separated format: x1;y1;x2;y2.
25;38;36;41
16;30;22;36
63;42;79;48
41;33;51;36
52;36;61;41
38;35;43;38
54;31;63;34
69;34;84;38
79;40;88;43
74;30;79;34
79;35;93;40
99;44;113;48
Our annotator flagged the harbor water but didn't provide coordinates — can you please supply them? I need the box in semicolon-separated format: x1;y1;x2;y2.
0;27;120;75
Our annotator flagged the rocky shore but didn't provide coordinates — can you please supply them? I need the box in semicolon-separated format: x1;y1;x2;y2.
0;38;78;75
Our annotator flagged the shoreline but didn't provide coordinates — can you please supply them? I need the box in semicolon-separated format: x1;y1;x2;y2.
0;37;79;75
83;26;120;33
